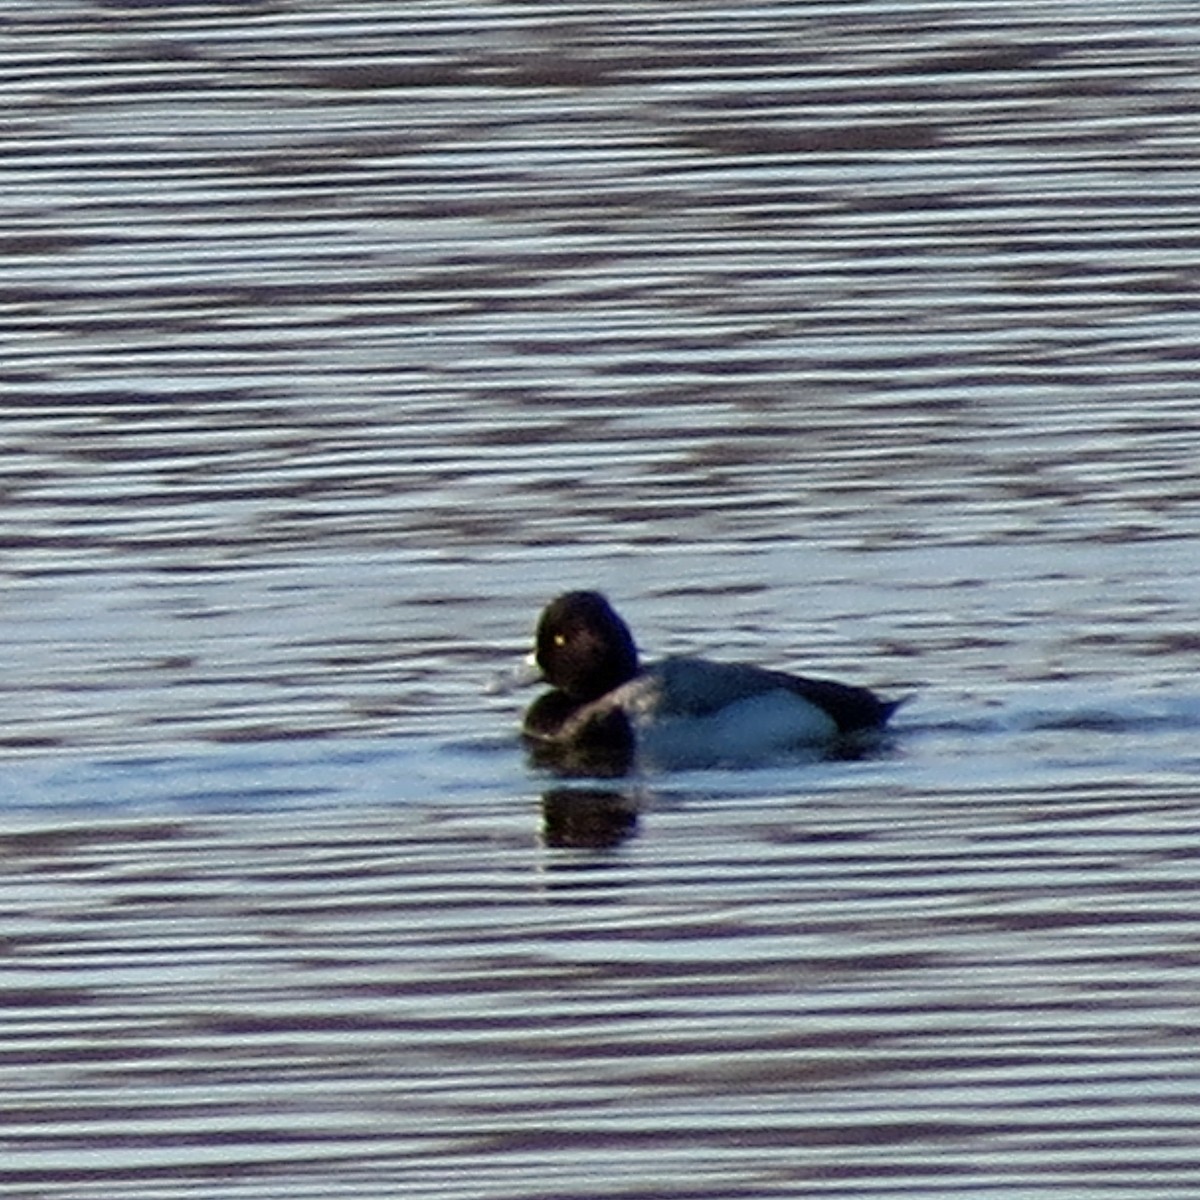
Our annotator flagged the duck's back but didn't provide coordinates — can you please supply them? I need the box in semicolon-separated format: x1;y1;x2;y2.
643;656;894;733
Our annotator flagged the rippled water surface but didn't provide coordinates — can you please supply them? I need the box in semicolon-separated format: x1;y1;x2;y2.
4;2;1200;1196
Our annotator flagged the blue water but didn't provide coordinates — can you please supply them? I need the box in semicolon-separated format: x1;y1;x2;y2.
3;2;1200;1197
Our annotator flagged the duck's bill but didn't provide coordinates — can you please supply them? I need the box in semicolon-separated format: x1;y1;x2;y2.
486;654;543;695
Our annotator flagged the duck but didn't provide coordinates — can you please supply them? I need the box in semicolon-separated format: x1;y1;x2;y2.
522;590;903;775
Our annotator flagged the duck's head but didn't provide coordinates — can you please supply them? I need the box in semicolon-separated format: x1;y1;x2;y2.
534;591;640;701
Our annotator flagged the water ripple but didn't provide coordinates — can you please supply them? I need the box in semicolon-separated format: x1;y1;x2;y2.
4;3;1200;1197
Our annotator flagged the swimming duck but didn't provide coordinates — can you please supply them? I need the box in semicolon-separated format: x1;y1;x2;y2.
522;590;902;774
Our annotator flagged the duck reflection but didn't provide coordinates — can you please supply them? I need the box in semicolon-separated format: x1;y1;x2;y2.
540;787;639;850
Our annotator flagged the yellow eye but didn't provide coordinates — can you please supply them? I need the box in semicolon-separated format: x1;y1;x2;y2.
553;633;567;647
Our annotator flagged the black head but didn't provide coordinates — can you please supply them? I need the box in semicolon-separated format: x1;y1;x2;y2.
534;591;640;701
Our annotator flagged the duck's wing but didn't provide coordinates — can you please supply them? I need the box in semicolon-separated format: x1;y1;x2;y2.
649;657;799;714
655;656;899;734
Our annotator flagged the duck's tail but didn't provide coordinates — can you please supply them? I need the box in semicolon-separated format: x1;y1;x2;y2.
880;693;914;726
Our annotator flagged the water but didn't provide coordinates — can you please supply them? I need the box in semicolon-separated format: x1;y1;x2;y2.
3;1;1200;1196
